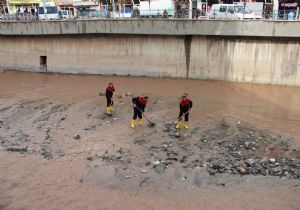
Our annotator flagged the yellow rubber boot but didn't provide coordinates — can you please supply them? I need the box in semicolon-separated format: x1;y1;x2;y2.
110;106;114;111
106;107;111;114
184;121;189;129
139;119;143;125
130;119;135;128
176;120;181;129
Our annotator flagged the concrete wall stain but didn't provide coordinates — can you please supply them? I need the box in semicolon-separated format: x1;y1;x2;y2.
184;35;192;78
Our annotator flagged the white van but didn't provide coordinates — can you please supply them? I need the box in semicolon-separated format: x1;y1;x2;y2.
38;2;59;20
139;0;174;17
209;4;256;20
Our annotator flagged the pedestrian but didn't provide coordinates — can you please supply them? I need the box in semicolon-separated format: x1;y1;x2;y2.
131;96;149;128
105;82;115;114
176;94;193;129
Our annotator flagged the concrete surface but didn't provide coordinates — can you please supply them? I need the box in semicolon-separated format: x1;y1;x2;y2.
0;34;299;86
0;20;300;37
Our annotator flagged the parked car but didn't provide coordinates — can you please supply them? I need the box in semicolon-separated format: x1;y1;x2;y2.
209;4;257;20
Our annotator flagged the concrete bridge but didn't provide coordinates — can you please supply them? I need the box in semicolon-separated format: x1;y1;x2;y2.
0;20;299;86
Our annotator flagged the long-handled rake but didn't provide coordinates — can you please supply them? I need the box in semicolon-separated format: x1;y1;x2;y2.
134;105;156;127
176;110;191;123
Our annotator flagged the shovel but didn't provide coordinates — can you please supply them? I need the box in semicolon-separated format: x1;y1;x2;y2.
134;105;156;127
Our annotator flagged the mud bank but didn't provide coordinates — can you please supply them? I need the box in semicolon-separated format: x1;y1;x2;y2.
0;71;300;210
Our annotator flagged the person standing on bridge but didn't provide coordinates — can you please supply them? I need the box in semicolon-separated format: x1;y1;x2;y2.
176;94;193;129
131;96;149;128
105;82;115;114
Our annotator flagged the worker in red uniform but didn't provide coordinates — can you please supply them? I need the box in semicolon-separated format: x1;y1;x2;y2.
105;83;115;114
131;96;149;128
176;94;193;129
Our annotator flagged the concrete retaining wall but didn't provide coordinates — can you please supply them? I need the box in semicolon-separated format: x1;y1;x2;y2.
0;35;187;77
0;34;299;85
189;37;300;85
0;20;300;85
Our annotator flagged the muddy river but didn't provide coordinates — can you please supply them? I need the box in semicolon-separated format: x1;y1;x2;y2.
0;71;300;210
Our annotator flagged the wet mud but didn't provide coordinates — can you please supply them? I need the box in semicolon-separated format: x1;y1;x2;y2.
0;71;300;210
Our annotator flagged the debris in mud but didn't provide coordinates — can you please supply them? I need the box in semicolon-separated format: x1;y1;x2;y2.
6;146;28;153
139;177;150;187
196;120;300;179
94;118;300;181
61;116;67;121
40;147;53;159
0;99;70;159
117;92;133;98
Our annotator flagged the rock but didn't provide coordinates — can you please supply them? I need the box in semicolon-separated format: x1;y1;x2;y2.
269;158;276;163
244;142;250;149
245;158;256;166
87;156;93;161
153;160;161;166
272;167;283;175
260;168;267;176
73;134;81;140
260;157;268;164
239;167;247;174
154;165;166;174
292;169;300;178
208;168;217;175
174;132;181;138
145;161;151;166
140;169;146;173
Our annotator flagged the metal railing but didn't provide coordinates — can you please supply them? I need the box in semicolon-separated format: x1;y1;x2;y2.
1;9;300;22
0;13;37;22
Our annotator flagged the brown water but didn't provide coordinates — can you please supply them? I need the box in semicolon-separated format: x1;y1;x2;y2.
0;71;300;210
